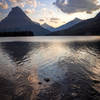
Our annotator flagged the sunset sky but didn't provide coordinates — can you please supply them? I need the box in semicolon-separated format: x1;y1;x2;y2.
0;0;100;27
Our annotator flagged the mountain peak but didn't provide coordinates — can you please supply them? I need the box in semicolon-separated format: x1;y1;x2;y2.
42;23;48;25
54;17;82;31
0;6;50;35
9;6;25;16
12;6;21;10
0;6;32;28
42;23;54;28
11;6;23;13
42;23;55;31
42;23;51;27
73;18;82;21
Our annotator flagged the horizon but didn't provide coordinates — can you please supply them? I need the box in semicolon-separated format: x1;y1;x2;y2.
0;0;100;27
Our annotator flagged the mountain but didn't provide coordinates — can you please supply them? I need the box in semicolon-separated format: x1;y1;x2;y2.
0;7;50;36
41;23;55;32
54;18;82;31
42;18;82;32
48;12;100;36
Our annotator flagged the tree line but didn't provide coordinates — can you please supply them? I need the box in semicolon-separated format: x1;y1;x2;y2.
0;31;34;37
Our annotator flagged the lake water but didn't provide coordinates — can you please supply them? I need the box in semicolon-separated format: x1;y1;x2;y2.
0;36;100;100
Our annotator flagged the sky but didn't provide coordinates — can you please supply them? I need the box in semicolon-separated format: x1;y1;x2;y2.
0;0;100;27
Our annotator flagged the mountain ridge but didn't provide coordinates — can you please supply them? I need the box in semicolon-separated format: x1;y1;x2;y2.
54;18;82;31
41;18;82;32
48;12;100;36
42;23;55;32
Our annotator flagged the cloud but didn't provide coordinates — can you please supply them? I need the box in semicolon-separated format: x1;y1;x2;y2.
33;0;37;8
26;0;33;5
0;0;8;9
50;20;58;23
26;0;37;8
9;0;37;8
9;0;23;3
54;0;100;13
50;18;60;23
38;1;46;7
50;18;60;21
41;8;56;18
19;2;24;7
9;0;25;8
25;8;35;14
39;19;44;22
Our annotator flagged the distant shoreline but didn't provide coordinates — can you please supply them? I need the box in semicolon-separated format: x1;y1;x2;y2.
0;31;34;37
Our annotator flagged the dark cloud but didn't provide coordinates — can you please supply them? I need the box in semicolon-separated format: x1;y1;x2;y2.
54;0;100;13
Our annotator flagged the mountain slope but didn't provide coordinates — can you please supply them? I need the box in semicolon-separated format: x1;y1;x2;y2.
42;23;55;32
49;13;100;36
54;18;82;31
0;7;50;36
42;18;82;32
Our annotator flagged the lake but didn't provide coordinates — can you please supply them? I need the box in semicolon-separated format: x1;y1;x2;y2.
0;36;100;100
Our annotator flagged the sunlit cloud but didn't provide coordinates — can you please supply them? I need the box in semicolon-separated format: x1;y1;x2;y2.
39;19;45;22
9;0;23;3
54;0;100;14
26;0;33;5
25;8;35;14
38;1;46;7
33;0;37;8
0;0;100;28
19;2;24;7
50;18;60;23
9;0;25;8
41;8;56;19
26;0;37;8
50;18;60;21
9;0;37;8
0;0;8;9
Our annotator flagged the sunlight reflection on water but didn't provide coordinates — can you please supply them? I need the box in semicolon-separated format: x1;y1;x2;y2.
0;37;100;100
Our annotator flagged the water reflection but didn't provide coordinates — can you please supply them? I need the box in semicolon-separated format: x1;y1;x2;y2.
0;38;99;100
1;42;39;64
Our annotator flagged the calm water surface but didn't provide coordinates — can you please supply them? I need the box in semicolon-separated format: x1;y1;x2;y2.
0;36;100;100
